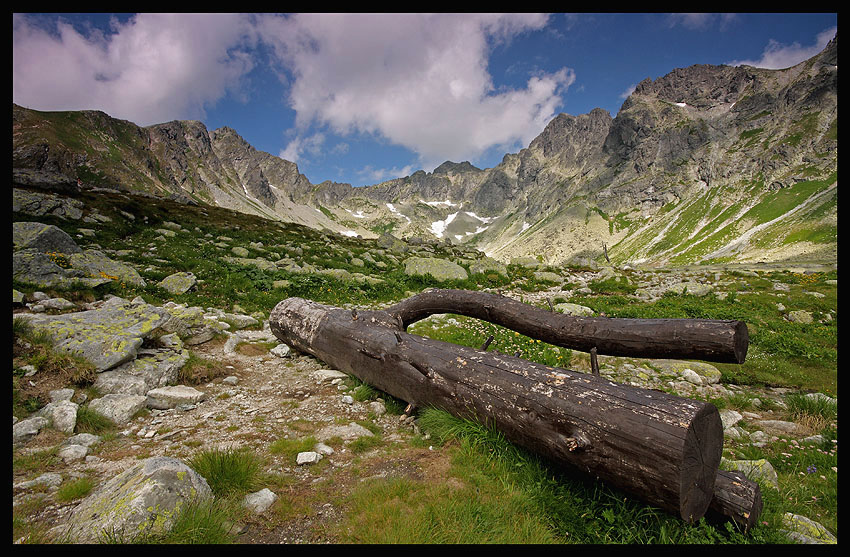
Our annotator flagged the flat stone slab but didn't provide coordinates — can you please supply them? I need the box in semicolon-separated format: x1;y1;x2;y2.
145;385;207;410
88;394;147;424
159;271;197;295
16;300;171;372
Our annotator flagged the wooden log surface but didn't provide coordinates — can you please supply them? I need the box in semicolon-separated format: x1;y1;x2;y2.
707;470;763;531
270;296;727;523
385;289;749;364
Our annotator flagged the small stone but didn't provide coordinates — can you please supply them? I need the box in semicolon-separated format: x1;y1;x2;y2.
270;344;292;358
680;368;703;385
341;395;354;405
223;376;239;386
243;488;278;514
58;444;88;462
296;451;322;465
314;442;334;456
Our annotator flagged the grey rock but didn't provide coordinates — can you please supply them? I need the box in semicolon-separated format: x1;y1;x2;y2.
13;416;50;445
680;368;703;385
719;409;743;430
313;369;348;382
781;513;837;544
296;451;323;465
35;400;79;434
13;221;83;254
12;188;84;219
14;472;64;492
58;444;88;462
554;303;595;316
316;421;375;442
222;376;239;386
52;457;212;543
786;310;813;324
243;488;278;514
403;256;468;282
16;301;171;372
159;272;197;295
64;433;101;447
49;388;75;402
270;343;292;358
231;246;250;257
722;458;778;489
468;258;508;277
88;394;147;424
145;385;207;410
754;419;810;436
40;297;76;311
369;400;387;416
13;289;26;305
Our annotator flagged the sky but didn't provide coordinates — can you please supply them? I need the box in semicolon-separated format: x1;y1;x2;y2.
12;13;838;188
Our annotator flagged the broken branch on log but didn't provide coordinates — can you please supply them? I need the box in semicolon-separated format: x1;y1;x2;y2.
269;291;745;523
384;289;748;364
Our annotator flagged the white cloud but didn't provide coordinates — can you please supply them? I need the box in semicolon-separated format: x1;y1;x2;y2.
727;27;836;70
666;13;739;31
12;13;257;125
356;163;417;184
619;84;637;99
280;132;326;163
257;13;572;170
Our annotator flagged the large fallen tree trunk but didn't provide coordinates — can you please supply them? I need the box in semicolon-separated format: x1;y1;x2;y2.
270;289;749;524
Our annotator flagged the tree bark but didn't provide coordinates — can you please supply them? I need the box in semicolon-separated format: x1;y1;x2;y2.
707;470;763;531
270;293;734;523
385;289;749;363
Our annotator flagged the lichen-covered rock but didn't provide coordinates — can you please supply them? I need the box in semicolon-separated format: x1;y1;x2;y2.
12;188;84;219
94;349;190;395
721;458;779;489
158;272;197;295
403;256;468;282
781;513;837;544
554;303;595;316
16;300;171;372
12;221;83;254
67;250;146;287
50;457;213;543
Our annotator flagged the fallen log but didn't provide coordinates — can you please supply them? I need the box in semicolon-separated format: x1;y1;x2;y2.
269;291;745;523
707;470;763;532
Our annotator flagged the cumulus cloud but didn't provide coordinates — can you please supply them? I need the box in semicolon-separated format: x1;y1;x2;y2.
727;27;836;70
257;13;573;171
666;13;738;31
12;13;257;125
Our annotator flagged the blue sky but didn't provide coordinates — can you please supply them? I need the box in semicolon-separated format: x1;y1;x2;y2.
13;13;837;188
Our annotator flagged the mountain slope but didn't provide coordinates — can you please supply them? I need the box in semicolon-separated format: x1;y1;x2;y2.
12;36;837;267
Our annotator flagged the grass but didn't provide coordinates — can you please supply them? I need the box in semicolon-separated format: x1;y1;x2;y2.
56;477;95;502
186;447;263;497
10;181;837;544
336;407;790;544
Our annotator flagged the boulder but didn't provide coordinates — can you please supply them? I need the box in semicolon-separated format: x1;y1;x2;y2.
87;394;147;424
242;488;278;514
159;272;197;295
468;258;508;277
12;221;82;254
67;250;146;287
403;257;468;282
721;458;779;489
781;513;837;544
16;300;171;372
35;400;79;434
13;416;50;446
12;188;84;219
94;349;190;395
51;457;212;543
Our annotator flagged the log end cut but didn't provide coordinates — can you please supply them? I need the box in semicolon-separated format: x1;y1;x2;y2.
678;403;724;523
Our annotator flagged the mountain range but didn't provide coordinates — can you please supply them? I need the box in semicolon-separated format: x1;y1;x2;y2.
12;36;837;268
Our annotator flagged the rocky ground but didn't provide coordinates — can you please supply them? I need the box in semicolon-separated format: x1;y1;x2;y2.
12;283;838;544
